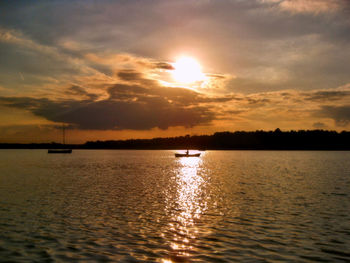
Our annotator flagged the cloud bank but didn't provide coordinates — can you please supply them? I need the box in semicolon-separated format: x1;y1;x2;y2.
0;0;350;142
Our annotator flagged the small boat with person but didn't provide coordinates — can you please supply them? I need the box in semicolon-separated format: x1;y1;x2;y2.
175;149;201;158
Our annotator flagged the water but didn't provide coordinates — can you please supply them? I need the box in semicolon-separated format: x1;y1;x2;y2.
0;150;349;262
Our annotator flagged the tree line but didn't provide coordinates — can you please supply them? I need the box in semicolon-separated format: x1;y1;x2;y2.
2;129;349;150
83;129;350;150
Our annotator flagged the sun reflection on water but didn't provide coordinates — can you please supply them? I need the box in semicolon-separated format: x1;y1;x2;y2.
163;155;208;262
177;157;206;221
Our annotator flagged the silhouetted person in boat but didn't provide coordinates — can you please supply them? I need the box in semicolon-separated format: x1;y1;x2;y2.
186;149;189;155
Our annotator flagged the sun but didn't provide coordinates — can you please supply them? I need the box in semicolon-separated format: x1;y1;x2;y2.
172;56;205;84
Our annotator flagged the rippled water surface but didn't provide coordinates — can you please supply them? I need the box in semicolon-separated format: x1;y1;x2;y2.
0;150;350;262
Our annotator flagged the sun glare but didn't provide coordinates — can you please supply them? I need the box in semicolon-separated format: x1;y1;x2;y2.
172;56;205;84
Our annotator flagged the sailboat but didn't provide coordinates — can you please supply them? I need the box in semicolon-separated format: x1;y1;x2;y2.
48;125;72;154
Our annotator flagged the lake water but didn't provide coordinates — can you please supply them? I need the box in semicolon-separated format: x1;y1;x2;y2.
0;150;349;262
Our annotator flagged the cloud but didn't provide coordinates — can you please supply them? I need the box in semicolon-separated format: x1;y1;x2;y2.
313;122;327;129
2;81;350;135
303;90;350;102
1;1;350;97
315;105;350;127
117;70;145;82
277;0;345;14
0;27;111;96
261;0;349;14
0;82;216;130
66;85;99;100
154;62;174;70
205;74;227;79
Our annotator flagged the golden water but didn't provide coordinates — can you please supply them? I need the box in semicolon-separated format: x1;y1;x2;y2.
0;150;349;262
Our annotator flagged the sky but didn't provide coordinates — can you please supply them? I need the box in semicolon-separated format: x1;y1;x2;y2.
0;0;350;143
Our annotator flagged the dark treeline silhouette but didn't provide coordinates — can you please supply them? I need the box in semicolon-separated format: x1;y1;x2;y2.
1;129;350;150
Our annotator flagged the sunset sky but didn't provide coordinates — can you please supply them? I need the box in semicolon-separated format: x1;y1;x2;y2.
1;0;350;143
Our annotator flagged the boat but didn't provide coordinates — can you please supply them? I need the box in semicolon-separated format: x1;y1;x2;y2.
48;124;72;154
175;150;200;157
48;149;72;154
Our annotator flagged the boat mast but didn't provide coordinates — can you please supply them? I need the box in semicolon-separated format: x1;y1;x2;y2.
62;124;65;145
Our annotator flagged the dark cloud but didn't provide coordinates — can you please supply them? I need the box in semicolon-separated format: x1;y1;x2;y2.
107;80;217;106
315;105;350;127
108;84;149;100
154;62;174;70
117;70;144;81
114;69;159;88
0;84;216;130
195;95;236;104
66;85;99;100
304;90;350;102
313;122;327;129
53;99;212;130
224;110;245;115
247;97;271;105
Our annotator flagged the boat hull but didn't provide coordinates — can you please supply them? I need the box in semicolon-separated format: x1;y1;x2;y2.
48;149;72;154
175;153;201;157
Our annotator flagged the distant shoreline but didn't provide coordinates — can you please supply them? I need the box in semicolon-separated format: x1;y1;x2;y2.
1;129;350;150
1;148;350;151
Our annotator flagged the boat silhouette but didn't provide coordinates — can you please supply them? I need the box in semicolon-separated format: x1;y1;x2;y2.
175;149;200;157
48;125;72;154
